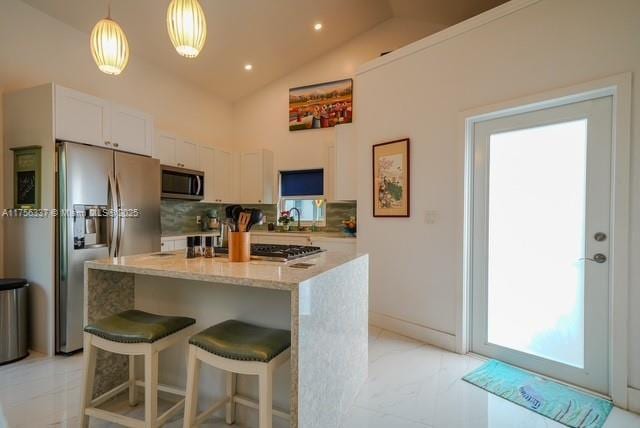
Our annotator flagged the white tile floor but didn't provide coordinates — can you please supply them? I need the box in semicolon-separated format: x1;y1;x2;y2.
1;327;639;428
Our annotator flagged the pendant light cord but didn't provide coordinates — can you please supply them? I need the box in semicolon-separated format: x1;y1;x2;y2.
107;0;112;19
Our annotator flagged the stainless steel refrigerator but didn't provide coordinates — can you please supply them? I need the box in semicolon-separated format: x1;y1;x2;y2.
56;142;161;353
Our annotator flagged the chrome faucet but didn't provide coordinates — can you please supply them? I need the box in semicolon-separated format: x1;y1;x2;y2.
289;207;302;230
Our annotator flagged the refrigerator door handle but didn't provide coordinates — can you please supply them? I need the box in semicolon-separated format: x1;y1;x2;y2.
114;174;123;257
108;173;118;257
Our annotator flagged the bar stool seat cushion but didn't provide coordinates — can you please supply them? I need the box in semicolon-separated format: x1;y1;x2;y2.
84;310;195;344
189;320;290;362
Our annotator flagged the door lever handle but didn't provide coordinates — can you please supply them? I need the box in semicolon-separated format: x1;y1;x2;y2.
578;253;607;263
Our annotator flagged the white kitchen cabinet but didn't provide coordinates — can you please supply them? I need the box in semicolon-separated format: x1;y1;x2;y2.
328;123;357;201
199;146;216;202
251;232;357;254
154;132;198;170
199;146;233;203
55;85;153;156
173;237;187;250
176;140;199;170
55;85;110;147
160;238;175;252
155;132;178;165
312;237;356;254
239;149;274;204
214;148;233;202
161;237;187;252
110;103;153;156
251;233;312;246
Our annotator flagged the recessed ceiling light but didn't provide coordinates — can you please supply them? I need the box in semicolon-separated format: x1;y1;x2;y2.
244;64;253;71
314;22;323;31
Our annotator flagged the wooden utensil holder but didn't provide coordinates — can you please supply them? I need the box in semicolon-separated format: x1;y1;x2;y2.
228;232;251;262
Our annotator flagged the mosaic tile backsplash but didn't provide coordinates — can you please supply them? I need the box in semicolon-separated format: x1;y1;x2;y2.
161;200;356;236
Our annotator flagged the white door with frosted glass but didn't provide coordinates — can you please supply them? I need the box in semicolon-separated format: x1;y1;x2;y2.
470;96;613;394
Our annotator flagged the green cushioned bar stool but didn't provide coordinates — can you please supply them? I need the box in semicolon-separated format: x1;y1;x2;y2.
183;320;291;428
80;310;196;428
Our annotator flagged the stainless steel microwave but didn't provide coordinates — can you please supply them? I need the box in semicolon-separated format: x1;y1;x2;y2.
161;165;204;200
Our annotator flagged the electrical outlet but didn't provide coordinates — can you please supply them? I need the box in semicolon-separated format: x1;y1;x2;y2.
425;210;439;225
196;215;202;224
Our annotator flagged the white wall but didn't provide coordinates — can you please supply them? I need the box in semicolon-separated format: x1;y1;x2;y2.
355;0;640;391
232;18;445;175
0;0;233;149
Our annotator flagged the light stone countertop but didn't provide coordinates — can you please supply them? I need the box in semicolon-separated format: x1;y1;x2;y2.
250;230;356;240
162;231;356;240
85;250;365;290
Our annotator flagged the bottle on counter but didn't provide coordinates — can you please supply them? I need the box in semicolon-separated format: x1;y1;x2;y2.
186;236;196;259
204;236;214;258
194;236;202;257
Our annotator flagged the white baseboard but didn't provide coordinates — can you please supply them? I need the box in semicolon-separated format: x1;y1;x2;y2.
628;387;640;414
369;311;457;352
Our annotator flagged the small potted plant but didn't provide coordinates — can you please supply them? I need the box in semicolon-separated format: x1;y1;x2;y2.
278;210;295;231
342;216;357;237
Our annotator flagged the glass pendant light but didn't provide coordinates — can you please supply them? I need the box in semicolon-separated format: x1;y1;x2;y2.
167;0;207;58
90;2;130;75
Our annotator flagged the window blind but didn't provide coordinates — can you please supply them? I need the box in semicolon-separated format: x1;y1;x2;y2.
281;169;324;197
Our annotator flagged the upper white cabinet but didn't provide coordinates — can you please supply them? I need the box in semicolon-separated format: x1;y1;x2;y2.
154;132;178;165
55;85;153;156
213;148;233;202
328;123;357;201
199;146;233;203
154;132;198;170
239;149;274;204
55;86;109;147
110;103;153;155
176;140;199;170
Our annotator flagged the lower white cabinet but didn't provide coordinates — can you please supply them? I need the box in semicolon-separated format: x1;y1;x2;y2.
161;237;187;252
160;239;174;252
250;233;356;254
312;237;357;254
251;233;312;246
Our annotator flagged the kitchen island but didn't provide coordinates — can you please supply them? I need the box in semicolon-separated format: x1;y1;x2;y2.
84;251;368;428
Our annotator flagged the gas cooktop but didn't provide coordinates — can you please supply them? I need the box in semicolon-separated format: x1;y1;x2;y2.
216;244;324;262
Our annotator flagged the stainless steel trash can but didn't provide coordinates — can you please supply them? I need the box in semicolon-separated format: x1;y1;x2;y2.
0;279;29;365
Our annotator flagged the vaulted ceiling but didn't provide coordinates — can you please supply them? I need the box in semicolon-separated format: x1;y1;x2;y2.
21;0;507;101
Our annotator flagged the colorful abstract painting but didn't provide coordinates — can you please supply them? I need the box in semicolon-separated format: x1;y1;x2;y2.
289;79;353;131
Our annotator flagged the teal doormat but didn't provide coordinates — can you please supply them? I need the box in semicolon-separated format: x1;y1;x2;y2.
463;360;613;428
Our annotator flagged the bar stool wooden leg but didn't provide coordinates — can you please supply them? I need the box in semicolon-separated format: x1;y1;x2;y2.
225;372;237;424
145;348;159;428
80;334;97;428
258;366;273;428
183;345;201;428
129;355;138;406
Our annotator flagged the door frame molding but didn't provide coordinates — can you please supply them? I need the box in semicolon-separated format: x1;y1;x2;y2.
458;73;632;407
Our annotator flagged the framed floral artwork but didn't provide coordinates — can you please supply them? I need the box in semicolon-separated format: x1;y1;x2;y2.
373;138;410;217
